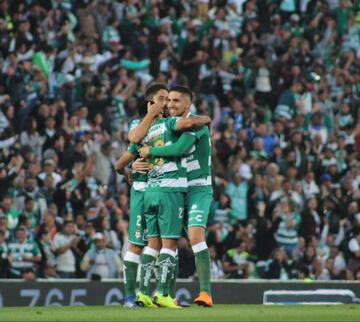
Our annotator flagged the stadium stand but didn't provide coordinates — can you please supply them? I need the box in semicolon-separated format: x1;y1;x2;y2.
0;0;359;283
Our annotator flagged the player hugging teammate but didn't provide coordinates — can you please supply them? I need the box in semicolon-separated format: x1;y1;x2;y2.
116;83;213;308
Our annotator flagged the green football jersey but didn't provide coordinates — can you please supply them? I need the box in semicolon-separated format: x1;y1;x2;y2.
143;117;187;192
128;119;147;191
8;240;40;269
186;115;212;187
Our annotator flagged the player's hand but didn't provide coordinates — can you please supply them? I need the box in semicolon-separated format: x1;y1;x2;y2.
139;145;150;158
203;115;212;125
132;158;150;173
147;100;164;118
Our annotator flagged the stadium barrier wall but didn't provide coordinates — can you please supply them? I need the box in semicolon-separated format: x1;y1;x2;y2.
0;280;359;306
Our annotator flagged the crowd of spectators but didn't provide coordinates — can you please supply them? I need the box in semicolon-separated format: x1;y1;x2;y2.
0;0;359;282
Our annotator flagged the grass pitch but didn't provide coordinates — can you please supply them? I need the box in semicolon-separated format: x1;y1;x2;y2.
1;305;360;322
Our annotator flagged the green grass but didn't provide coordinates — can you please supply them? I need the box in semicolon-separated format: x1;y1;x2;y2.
1;305;360;321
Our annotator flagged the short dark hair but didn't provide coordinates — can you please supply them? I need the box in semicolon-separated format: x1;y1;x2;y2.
169;86;193;101
144;83;168;101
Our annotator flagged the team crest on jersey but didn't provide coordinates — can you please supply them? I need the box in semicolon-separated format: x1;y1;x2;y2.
153;139;165;166
134;230;141;239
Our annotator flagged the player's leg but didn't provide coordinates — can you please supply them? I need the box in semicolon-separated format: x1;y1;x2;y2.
152;192;183;308
168;248;178;299
124;188;146;307
189;227;213;307
123;244;142;307
157;238;177;297
153;238;180;308
136;191;161;308
187;186;213;307
136;238;160;308
169;195;188;299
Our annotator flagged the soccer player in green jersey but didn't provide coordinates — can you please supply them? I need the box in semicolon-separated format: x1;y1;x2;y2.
116;85;168;308
115;100;153;308
139;86;213;307
129;84;211;309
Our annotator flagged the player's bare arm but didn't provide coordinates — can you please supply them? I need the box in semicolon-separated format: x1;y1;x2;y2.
174;115;211;131
115;151;136;175
139;133;196;158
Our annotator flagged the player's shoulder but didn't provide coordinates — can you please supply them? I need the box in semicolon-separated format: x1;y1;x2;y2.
167;116;181;121
164;116;181;126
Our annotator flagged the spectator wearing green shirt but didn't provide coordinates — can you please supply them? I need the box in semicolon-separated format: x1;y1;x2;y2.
273;198;301;259
275;81;302;121
8;227;41;278
225;171;249;223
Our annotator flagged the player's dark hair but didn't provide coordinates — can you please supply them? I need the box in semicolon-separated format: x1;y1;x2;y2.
169;85;193;101
144;83;168;101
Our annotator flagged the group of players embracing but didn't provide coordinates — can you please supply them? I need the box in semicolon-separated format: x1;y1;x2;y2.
116;83;213;309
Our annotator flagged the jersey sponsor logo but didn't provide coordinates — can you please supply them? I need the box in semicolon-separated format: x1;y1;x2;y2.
189;204;204;223
144;123;166;143
195;214;202;222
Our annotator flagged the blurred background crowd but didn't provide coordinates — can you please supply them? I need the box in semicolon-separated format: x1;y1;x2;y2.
0;0;359;282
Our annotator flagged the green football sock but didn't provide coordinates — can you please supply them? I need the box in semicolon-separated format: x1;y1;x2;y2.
158;250;176;297
154;255;160;289
123;256;139;298
194;246;211;296
139;248;157;296
169;255;179;298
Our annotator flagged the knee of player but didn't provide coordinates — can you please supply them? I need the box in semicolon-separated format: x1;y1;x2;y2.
189;231;206;246
128;244;144;255
147;237;162;251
